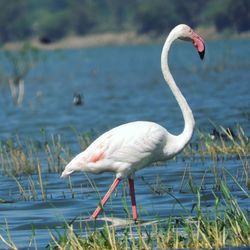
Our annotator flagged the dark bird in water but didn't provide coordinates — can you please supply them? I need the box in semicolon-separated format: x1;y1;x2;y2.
210;127;236;140
39;36;52;44
73;93;83;105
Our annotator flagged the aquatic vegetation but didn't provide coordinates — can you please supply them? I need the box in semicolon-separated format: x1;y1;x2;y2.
9;162;48;201
44;134;71;174
0;135;67;177
45;182;250;249
0;131;93;177
0;220;18;250
185;125;250;158
0;136;38;176
156;186;250;249
182;125;250;189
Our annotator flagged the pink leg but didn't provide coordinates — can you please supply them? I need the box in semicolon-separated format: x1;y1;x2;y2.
91;177;121;219
128;178;138;221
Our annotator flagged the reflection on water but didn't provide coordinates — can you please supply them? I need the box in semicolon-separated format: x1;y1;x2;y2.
0;40;250;247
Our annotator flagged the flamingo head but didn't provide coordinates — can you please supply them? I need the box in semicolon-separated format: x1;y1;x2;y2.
175;24;205;60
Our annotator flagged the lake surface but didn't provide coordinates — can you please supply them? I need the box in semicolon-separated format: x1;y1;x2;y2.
0;40;250;248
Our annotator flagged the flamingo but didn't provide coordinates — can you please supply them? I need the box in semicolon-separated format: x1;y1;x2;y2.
61;24;205;221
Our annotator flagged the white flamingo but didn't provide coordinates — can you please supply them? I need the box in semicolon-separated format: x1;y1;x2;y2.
61;24;205;221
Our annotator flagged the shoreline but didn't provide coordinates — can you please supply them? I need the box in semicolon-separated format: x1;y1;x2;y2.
2;31;157;51
2;26;250;51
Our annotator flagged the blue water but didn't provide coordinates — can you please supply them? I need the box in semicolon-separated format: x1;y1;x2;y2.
0;39;250;248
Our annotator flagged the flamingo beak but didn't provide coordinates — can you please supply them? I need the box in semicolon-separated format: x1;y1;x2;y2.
192;33;205;60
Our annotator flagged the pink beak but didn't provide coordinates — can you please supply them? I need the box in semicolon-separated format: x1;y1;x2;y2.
192;33;205;59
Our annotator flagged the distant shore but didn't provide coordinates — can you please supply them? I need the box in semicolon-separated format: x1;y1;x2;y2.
2;32;155;51
2;26;250;51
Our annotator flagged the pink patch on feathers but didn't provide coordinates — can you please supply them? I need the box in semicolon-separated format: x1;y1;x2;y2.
88;151;105;163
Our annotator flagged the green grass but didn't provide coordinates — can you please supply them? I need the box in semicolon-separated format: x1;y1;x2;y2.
45;182;250;249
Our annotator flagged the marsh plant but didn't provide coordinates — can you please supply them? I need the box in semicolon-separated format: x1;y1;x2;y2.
1;181;248;249
0;136;38;176
0;134;69;177
184;125;250;158
46;183;249;249
183;125;250;189
0;131;96;201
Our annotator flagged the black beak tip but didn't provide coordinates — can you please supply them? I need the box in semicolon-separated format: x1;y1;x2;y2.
199;47;205;60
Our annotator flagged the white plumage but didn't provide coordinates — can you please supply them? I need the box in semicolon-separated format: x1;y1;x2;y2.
61;24;205;221
62;121;176;178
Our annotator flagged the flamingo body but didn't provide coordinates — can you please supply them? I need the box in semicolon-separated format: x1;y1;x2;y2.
61;24;205;221
62;121;180;179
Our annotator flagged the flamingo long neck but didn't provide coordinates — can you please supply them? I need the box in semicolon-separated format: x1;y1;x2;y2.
161;30;195;152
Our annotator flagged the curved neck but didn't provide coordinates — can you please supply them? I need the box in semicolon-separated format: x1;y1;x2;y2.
161;33;195;150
